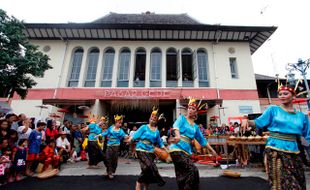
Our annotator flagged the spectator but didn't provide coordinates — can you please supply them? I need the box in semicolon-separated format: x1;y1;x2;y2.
26;121;45;176
46;120;59;141
17;118;32;142
56;131;72;163
11;139;27;181
39;139;60;171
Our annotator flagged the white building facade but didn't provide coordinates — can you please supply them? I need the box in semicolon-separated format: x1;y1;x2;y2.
10;13;276;126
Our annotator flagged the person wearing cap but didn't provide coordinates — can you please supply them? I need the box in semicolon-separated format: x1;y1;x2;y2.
26;121;46;176
169;98;217;190
127;107;166;190
96;115;128;179
56;131;72;163
247;83;310;190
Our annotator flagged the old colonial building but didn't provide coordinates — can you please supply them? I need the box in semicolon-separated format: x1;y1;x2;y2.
9;12;277;126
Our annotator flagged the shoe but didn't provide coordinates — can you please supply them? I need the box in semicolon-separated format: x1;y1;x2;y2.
16;174;22;181
158;180;166;187
8;177;14;183
108;174;114;179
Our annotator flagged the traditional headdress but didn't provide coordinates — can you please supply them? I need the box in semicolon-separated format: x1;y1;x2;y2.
88;113;99;124
151;106;159;117
114;114;123;122
276;74;301;95
187;97;208;112
100;116;107;122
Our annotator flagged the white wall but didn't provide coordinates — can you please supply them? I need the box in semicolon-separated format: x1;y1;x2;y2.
29;40;256;90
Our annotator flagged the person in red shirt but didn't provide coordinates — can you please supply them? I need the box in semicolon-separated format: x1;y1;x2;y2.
39;139;60;171
46;120;59;141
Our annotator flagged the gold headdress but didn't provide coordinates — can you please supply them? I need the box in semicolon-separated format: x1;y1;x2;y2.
88;113;99;124
276;74;297;95
151;106;159;116
100;116;107;122
114;114;123;122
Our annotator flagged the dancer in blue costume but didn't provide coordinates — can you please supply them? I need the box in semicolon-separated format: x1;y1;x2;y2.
82;115;103;168
169;98;217;190
128;107;166;190
98;114;128;179
248;84;310;190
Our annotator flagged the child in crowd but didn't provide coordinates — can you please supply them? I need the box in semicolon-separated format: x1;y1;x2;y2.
0;147;12;183
26;121;45;176
11;139;27;181
40;139;60;171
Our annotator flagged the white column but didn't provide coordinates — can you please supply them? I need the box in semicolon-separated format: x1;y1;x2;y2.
145;48;150;88
176;99;181;117
95;48;104;87
90;99;103;116
111;48;120;88
161;48;166;87
178;50;183;87
78;48;88;87
128;50;135;87
193;50;199;88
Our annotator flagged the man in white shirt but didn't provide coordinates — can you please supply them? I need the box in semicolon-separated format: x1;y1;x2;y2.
56;131;72;163
17;118;32;141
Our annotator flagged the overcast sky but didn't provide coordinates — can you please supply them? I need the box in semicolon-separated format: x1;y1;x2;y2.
1;0;310;78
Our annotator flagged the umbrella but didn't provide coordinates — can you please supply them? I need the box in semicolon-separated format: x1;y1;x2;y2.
57;109;69;113
49;113;61;118
36;105;48;109
78;115;89;119
78;106;90;110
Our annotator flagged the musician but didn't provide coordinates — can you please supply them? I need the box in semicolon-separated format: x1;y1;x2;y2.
98;115;128;179
127;107;166;190
169;98;217;190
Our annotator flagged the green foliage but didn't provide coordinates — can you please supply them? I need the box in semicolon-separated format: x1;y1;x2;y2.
0;9;52;99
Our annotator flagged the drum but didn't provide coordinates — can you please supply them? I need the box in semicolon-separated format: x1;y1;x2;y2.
193;139;202;153
154;147;170;162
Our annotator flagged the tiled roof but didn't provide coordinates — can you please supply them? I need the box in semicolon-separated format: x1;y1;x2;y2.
92;12;201;25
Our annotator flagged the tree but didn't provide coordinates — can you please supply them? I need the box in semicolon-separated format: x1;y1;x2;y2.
0;9;52;99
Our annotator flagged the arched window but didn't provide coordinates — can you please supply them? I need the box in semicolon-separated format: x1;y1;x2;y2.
117;48;131;87
197;49;209;87
150;48;161;87
84;48;99;87
101;48;115;87
182;48;193;87
134;48;146;87
68;48;84;87
166;48;177;87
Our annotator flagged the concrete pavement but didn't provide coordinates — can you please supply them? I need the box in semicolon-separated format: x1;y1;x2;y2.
59;158;310;187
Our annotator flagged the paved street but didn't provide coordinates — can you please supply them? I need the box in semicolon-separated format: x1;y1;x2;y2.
59;158;310;187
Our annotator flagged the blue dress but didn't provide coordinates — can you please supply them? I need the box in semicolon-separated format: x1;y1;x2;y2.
169;114;207;155
132;124;164;152
88;123;102;141
254;105;310;153
101;125;127;146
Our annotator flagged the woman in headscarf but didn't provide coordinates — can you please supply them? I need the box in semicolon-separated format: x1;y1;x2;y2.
169;98;217;190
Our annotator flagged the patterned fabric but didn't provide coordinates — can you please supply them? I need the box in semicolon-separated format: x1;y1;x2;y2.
87;141;103;166
170;151;199;190
136;151;165;186
106;145;120;174
265;148;306;190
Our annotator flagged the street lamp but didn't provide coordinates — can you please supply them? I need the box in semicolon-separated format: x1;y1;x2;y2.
286;58;310;109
